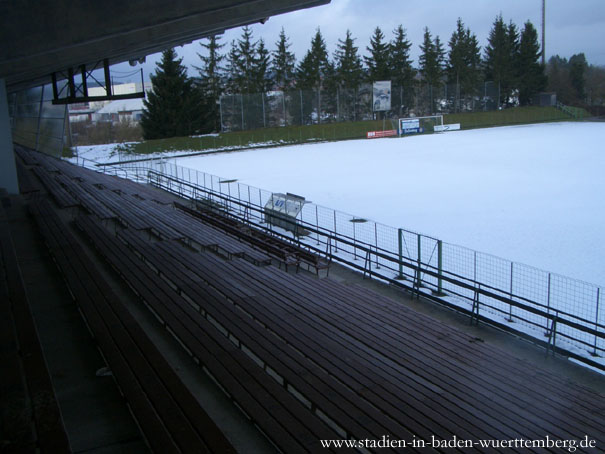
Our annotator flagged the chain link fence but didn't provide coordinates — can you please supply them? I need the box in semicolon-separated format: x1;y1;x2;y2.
220;81;510;132
98;158;604;369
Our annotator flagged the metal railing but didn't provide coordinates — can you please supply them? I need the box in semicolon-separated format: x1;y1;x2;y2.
97;158;605;371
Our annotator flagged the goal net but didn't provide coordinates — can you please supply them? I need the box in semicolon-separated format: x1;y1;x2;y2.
398;115;443;135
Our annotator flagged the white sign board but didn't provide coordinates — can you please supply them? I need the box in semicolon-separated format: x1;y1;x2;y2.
434;123;461;132
400;119;420;130
373;81;391;112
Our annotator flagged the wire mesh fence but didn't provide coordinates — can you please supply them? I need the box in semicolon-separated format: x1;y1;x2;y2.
219;80;530;132
99;158;604;366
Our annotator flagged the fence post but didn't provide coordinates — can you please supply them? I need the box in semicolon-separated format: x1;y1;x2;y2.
374;223;379;269
240;94;245;130
315;205;320;245
509;262;514;322
417;234;422;288
336;87;340;121
397;228;404;279
219;97;224;131
545;273;552;334
282;91;286;127
262;93;266;128
594;288;601;357
333;210;338;252
353;220;357;260
437;240;443;295
259;188;264;223
300;90;304;125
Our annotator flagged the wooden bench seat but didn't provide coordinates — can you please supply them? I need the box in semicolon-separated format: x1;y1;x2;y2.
16;160;41;194
75;216;345;453
117;236;476;442
74;182;181;239
113;230;426;449
123;235;605;447
27;151;61;173
54;174;117;220
111;229;471;442
14;144;40;166
131;202;272;266
174;202;334;273
77;167;175;205
231;259;605;446
29;199;233;453
31;166;79;208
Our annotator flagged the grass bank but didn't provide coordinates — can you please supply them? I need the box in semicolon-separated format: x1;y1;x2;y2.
118;106;585;156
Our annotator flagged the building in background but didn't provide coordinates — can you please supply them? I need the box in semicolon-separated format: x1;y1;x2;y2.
68;82;149;124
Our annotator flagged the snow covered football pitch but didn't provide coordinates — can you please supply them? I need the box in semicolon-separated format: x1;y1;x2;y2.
176;122;605;288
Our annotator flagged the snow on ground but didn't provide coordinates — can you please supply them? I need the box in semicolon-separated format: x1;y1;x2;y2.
174;122;605;287
69;140;287;166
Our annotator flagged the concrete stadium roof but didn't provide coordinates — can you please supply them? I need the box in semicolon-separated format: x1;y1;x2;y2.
0;0;330;93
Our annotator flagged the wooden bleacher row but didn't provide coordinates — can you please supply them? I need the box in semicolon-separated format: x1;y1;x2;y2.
78;213;605;452
14;144;174;205
0;198;70;453
29;198;235;454
75;214;351;453
15;148;277;267
16;145;331;274
16;146;605;452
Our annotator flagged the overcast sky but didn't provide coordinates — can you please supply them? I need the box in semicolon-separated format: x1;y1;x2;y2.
112;0;605;82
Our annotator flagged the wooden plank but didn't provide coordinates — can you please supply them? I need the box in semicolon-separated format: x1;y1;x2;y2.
238;261;605;444
30;201;230;453
150;243;604;447
30;199;181;453
115;230;468;444
54;174;116;220
31;167;78;208
16;161;41;194
84;220;343;452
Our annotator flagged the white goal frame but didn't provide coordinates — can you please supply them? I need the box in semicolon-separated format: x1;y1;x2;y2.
398;115;443;136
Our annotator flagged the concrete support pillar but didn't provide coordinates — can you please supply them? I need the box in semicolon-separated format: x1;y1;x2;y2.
0;79;19;194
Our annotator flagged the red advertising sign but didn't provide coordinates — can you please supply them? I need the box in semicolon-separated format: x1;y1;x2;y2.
366;130;397;139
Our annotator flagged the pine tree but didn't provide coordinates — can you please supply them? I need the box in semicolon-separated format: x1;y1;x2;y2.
296;28;331;124
484;15;518;106
272;28;296;90
546;55;575;104
389;25;415;114
506;21;520;104
296;28;330;90
434;35;446;76
447;18;482;110
141;48;205;140
365;27;390;82
254;38;271;92
226;26;257;93
419;28;445;114
225;40;241;93
334;30;363;88
194;35;225;131
569;53;588;102
517;21;547;105
419;27;444;87
296;51;316;90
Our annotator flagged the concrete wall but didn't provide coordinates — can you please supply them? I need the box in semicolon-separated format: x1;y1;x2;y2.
0;79;19;194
